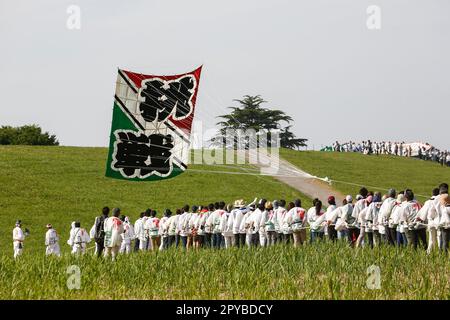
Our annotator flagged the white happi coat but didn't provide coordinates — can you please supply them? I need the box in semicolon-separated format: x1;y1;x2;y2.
68;227;91;254
13;226;25;257
45;228;61;256
103;216;124;248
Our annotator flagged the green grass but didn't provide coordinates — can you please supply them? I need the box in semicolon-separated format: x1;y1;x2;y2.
0;146;309;255
0;146;448;300
0;243;448;299
280;149;450;201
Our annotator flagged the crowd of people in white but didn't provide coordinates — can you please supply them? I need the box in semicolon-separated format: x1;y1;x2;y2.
330;140;450;166
12;183;449;260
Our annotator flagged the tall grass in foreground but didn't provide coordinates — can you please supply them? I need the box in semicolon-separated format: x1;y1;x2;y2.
0;242;448;299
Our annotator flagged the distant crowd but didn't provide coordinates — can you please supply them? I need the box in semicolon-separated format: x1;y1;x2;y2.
11;183;449;260
327;141;450;166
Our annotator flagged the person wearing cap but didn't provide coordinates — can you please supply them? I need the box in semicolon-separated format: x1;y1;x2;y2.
325;196;338;241
288;199;307;247
379;189;397;246
307;199;326;244
159;209;172;250
13;220;26;259
400;190;426;250
67;221;91;255
263;202;277;246
103;208;124;260
231;199;246;247
145;210;161;251
119;216;135;254
45;224;61;257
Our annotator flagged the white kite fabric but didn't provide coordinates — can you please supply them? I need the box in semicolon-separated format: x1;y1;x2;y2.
105;67;202;181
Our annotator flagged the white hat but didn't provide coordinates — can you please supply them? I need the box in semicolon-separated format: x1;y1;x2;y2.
345;195;353;202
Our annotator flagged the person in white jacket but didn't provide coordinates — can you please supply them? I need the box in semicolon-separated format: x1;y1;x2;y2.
145;210;161;251
133;212;144;252
203;204;215;248
207;202;226;249
250;200;265;247
67;221;91;255
355;195;373;248
288;199;307;247
258;201;271;247
281;201;294;244
103;208;124;260
178;205;193;250
169;209;182;248
390;193;407;246
400;190;426;250
417;188;440;253
437;193;449;252
325;196;337;241
433;183;449;252
231;199;246;248
350;188;369;246
264;202;277;246
242;204;256;247
45;224;61;257
158;209;172;251
191;206;208;249
119;216;135;254
136;211;150;251
221;205;235;248
334;195;353;241
365;192;382;248
274;200;286;243
379;189;397;245
13;220;26;259
307;199;326;244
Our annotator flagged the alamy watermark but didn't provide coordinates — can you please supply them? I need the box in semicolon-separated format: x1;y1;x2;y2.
188;121;281;175
66;265;81;290
366;264;381;289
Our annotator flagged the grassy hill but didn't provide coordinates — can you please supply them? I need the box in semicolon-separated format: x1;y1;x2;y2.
280;149;450;201
0;146;448;300
0;146;309;254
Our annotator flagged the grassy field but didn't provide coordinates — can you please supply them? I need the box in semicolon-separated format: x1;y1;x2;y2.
280;149;450;201
0;146;309;254
0;146;448;300
0;243;448;299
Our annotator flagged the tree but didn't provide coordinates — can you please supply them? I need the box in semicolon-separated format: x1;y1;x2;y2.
280;125;308;150
212;95;307;149
0;125;59;146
